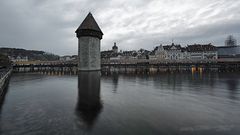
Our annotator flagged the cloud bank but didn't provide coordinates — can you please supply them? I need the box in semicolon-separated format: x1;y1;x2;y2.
0;0;240;55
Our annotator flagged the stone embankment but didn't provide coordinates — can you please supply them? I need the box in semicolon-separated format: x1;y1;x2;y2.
0;68;12;95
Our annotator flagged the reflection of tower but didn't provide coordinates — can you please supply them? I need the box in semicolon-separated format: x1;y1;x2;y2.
75;13;103;71
226;79;238;100
76;71;102;130
112;73;119;93
112;42;118;53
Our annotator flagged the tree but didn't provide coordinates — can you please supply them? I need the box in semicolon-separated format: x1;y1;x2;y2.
225;35;237;46
0;54;11;68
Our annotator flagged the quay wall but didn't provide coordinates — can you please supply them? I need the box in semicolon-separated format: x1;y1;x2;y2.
0;69;12;95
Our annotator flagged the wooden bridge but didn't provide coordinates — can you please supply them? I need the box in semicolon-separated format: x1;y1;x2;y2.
12;59;240;74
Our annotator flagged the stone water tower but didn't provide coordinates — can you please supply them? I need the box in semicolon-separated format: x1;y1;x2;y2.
75;13;103;71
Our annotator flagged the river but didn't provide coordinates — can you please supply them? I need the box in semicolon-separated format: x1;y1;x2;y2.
0;72;240;135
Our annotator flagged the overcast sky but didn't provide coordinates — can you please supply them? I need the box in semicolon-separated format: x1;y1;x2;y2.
0;0;240;55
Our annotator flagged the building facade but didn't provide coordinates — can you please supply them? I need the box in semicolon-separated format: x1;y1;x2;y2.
101;43;219;63
164;43;187;61
9;56;28;62
217;46;240;58
186;44;218;60
149;45;166;60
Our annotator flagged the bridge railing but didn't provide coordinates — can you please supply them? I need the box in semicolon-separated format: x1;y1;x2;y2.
0;67;12;82
13;58;240;67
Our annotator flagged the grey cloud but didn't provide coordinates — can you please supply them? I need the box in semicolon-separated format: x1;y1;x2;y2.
0;0;240;55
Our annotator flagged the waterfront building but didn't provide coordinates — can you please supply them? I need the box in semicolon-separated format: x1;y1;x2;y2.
150;43;217;62
109;42;121;62
59;55;72;61
163;43;186;61
101;42;120;62
102;42;220;63
155;45;167;59
75;12;103;71
217;46;240;58
149;45;166;60
59;55;77;61
110;54;122;61
136;49;150;59
101;50;114;61
121;51;138;59
217;35;240;59
101;48;138;63
149;52;157;60
186;44;218;60
9;56;28;62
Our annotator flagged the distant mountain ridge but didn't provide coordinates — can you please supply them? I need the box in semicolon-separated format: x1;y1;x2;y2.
0;47;59;61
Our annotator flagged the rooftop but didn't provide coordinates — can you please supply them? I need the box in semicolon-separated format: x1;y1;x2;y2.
75;13;103;39
76;13;103;34
187;44;216;52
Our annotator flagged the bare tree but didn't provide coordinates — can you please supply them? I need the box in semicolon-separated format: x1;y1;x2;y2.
225;35;237;46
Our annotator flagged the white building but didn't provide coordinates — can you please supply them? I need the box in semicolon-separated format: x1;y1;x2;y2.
149;45;166;60
155;45;166;59
60;55;74;61
10;56;28;62
150;43;217;62
163;43;187;61
187;44;218;60
110;54;122;61
121;51;138;60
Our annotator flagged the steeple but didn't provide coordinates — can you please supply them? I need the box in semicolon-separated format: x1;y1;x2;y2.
112;42;118;53
75;12;103;39
171;39;174;46
113;42;117;48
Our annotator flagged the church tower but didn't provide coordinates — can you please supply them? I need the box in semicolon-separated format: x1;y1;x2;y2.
75;13;103;71
112;42;118;53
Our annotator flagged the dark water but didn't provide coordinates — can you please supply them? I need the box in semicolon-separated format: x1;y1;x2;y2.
0;72;240;135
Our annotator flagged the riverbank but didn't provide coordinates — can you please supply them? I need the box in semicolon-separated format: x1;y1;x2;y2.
0;68;12;96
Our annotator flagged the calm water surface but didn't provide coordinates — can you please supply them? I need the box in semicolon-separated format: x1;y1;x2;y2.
0;72;240;135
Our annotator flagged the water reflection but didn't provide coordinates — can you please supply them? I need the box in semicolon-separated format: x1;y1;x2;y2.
75;71;102;130
112;73;119;93
0;84;9;135
0;84;9;112
226;79;238;100
221;73;240;100
0;72;240;135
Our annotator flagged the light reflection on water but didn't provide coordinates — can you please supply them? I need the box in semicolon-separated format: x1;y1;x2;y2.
0;72;240;135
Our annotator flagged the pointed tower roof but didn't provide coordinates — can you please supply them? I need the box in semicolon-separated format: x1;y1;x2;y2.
77;13;103;33
75;13;103;39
